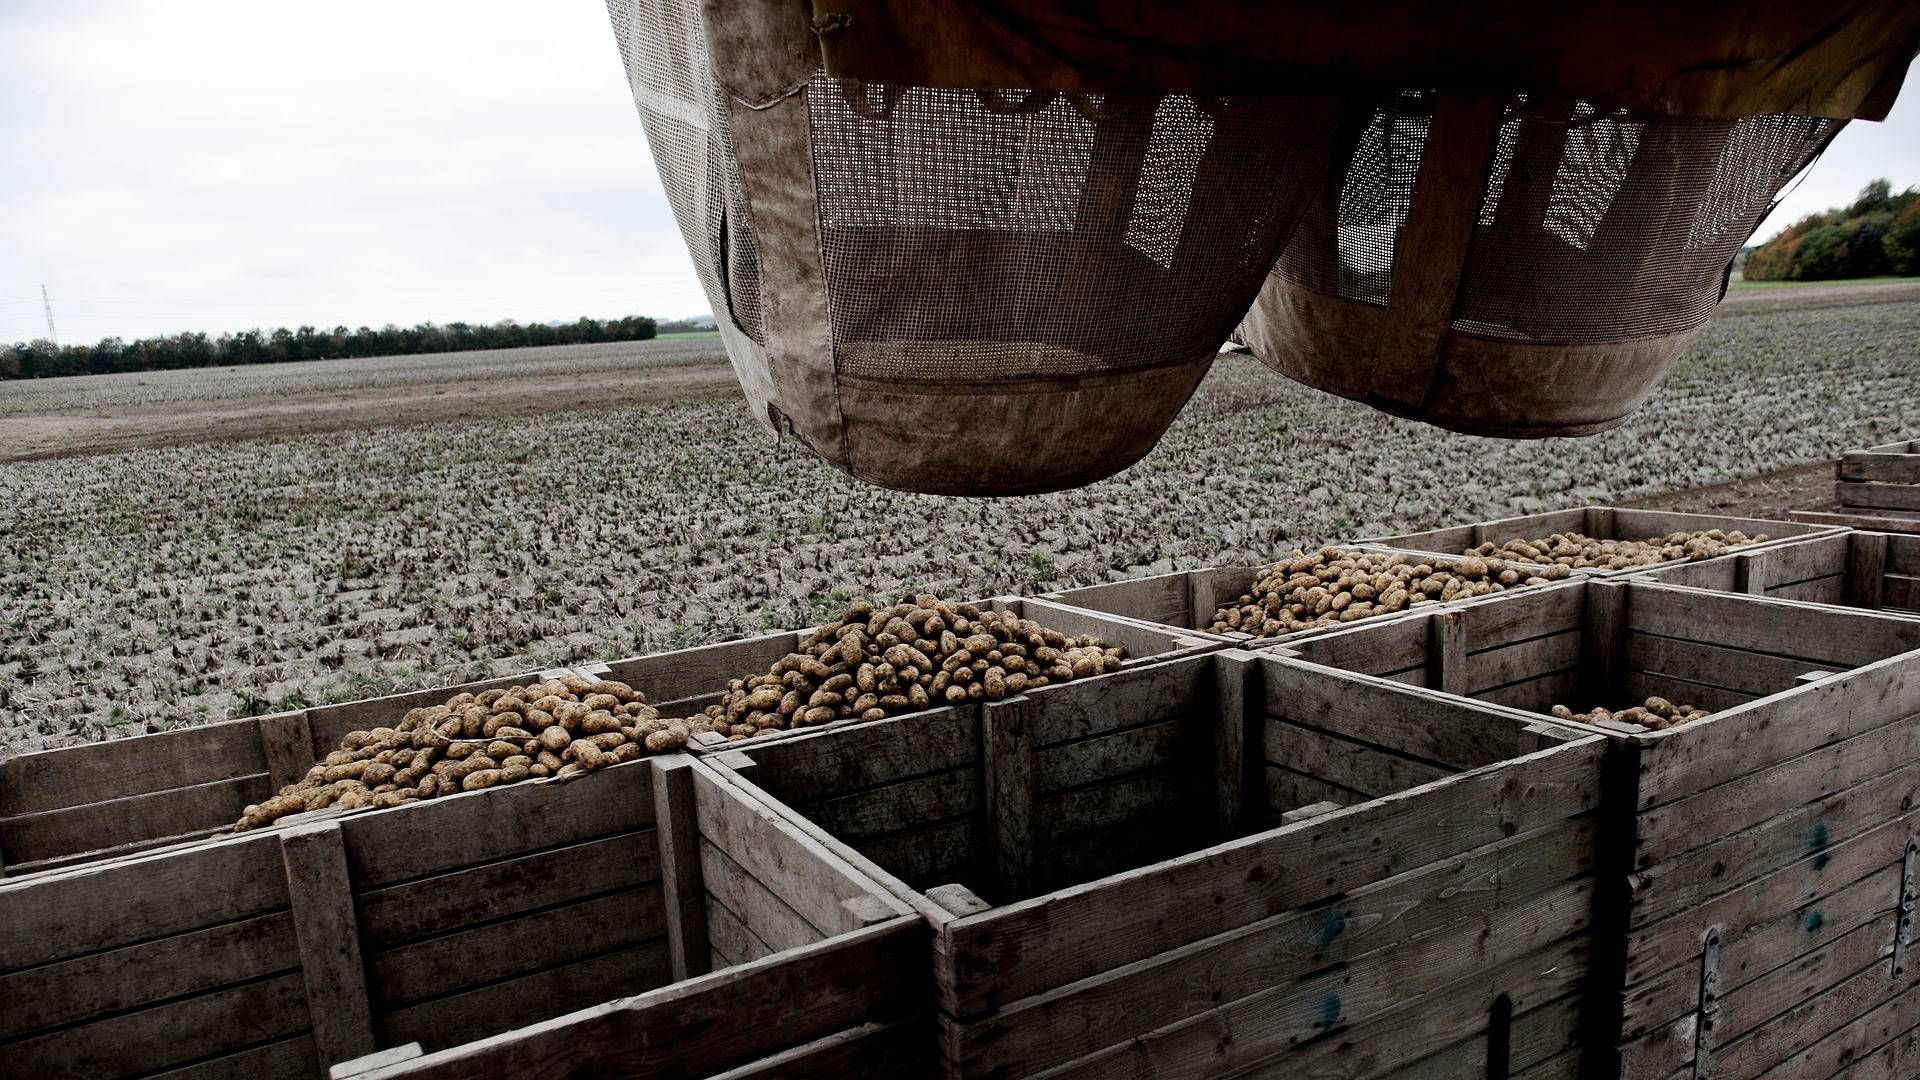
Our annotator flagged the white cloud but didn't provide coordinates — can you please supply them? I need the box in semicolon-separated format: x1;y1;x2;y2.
0;1;710;343
1757;57;1920;242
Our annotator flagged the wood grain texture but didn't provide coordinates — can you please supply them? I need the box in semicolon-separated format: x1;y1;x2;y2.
280;820;376;1066
651;754;710;981
983;696;1036;899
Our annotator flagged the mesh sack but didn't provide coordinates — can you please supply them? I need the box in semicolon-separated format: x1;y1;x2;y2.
609;0;1348;494
1237;92;1841;437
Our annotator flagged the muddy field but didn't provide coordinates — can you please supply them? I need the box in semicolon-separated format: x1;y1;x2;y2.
2;286;1915;753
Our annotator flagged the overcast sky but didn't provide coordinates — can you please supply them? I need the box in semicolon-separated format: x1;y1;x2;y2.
2;6;1915;345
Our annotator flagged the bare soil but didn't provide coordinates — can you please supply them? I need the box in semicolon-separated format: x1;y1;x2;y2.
1625;460;1837;521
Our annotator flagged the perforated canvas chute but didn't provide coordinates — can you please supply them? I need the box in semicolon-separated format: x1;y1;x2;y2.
609;0;1348;494
1237;93;1841;436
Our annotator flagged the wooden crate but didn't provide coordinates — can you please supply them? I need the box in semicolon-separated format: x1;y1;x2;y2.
0;665;585;877
0;599;1193;877
1367;505;1843;575
1792;440;1920;534
1280;578;1920;1078
1037;546;1567;648
706;650;1608;1079
0;754;927;1080
1639;530;1920;616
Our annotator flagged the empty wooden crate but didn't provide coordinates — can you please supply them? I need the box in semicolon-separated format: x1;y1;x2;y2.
1279;578;1920;1077
1792;439;1920;533
0;754;927;1079
1367;506;1841;575
706;650;1607;1078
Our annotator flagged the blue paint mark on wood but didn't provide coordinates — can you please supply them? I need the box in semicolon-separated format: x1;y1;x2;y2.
1804;909;1824;933
1808;821;1831;871
1311;909;1347;955
1314;992;1343;1031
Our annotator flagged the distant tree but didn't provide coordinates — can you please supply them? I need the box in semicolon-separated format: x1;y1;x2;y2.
1742;179;1920;281
1885;199;1920;275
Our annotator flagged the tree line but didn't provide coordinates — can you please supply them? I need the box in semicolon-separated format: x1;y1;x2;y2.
0;315;659;380
1743;179;1920;282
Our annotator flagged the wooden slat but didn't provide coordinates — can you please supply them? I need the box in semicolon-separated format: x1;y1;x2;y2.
650;755;708;981
1886;534;1920;576
692;765;904;936
1372;998;1583;1080
801;768;976;839
855;817;977;889
258;710;317;792
382;939;673;1052
1827;1019;1920;1079
1287;615;1430;678
0;910;297;1041
599;630;801;705
1627;631;1828;697
0;831;286;971
1018;594;1214;658
1026;657;1212;747
1033;932;1589;1080
346;919;924;1080
281;820;376;1065
1466;631;1582;695
1212;651;1250;832
1621;671;1753;714
1265;764;1368;815
338;761;654;888
702;837;822;952
1627;582;1920;671
1840;451;1920;484
1839;480;1920;512
1850;532;1891;609
3;971;310;1080
984;696;1036;899
1431;610;1468;694
356;831;660;949
0;716;267;815
1632;721;1920;870
1035;769;1185;843
1459;584;1584;651
956;825;1596;1075
1888;575;1920;613
371;887;664;1008
1709;961;1919;1078
1043;572;1191;628
1624;809;1919;985
1;772;271;866
152;1035;317;1080
944;737;1605;1017
1477;670;1580;712
1621;863;1900;1037
707;894;776;965
1636;651;1920;808
703;1018;927;1079
1264;721;1453;797
1716;912;1897;1043
740;708;978;805
1260;656;1555;770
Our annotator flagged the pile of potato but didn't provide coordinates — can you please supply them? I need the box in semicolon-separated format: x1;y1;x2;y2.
688;596;1124;739
1464;529;1768;570
235;597;1124;830
1550;696;1711;731
1208;548;1572;638
236;674;683;830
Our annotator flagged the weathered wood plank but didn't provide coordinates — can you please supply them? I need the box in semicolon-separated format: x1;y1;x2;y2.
740;709;979;805
1286;614;1430;679
798;768;973;843
257;710;317;792
158;1035;318;1080
382;939;673;1053
357;831;659;949
1478;670;1581;713
702;837;822;953
854;817;978;890
956;825;1595;1075
692;764;906;936
345;919;924;1080
1279;800;1342;824
1016;595;1217;658
1636;652;1920;808
371;887;665;1008
1265;764;1368;815
0;830;286;971
1840;480;1920;512
946;737;1605;1017
599;630;801;706
3;970;310;1080
707;893;775;965
1625;809;1920;985
1;772;271;866
927;882;992;918
1033;933;1589;1080
1043;572;1191;628
1850;532;1891;609
704;1018;928;1079
281;820;377;1066
1840;451;1920;484
1621;863;1900;1037
1710;959;1919;1078
1264;720;1453;798
0;910;297;1041
1357;994;1582;1080
339;761;654;888
1213;651;1251;832
0;716;267;816
1717;912;1896;1044
1886;533;1920;576
1431;610;1468;694
1260;656;1556;770
1826;1017;1920;1079
984;696;1036;900
1633;725;1920;874
1626;632;1824;698
1466;631;1582;697
1628;582;1920;671
650;755;709;982
332;1043;424;1080
1026;658;1213;748
1769;575;1848;604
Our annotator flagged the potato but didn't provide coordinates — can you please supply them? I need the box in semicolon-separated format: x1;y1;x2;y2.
1207;548;1568;638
